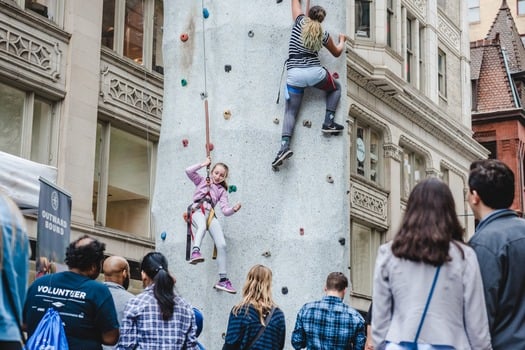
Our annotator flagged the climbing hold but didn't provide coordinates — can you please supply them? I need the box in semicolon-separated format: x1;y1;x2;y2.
223;110;232;120
182;139;189;147
206;143;214;152
281;287;288;295
332;72;339;79
326;175;334;183
180;33;189;42
224;65;232;73
300;227;304;236
200;92;208;99
228;185;237;193
277;0;283;3
161;231;167;241
302;120;312;128
248;30;254;38
273;118;280;124
183;212;190;223
338;237;346;246
181;79;188;87
203;8;209;18
262;251;271;257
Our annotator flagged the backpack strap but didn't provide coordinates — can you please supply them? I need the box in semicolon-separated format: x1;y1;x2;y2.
246;307;276;350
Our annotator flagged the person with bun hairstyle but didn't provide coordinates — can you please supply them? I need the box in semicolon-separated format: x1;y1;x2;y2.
272;0;347;169
117;252;198;350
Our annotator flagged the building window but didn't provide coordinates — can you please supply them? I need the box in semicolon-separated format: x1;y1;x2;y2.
440;166;449;184
0;82;57;166
351;222;385;297
355;0;371;38
468;0;480;23
419;26;425;91
481;141;497;159
93;123;155;237
406;16;413;83
438;49;447;97
353;123;382;184
101;0;164;74
519;0;525;15
401;148;426;199
21;0;63;24
386;0;394;47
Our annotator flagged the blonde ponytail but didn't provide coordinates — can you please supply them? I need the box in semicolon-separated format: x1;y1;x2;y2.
302;17;323;51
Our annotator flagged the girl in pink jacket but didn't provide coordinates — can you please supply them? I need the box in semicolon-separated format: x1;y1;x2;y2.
186;156;241;294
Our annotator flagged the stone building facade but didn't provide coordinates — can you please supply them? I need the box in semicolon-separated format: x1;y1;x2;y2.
0;0;162;285
347;0;487;311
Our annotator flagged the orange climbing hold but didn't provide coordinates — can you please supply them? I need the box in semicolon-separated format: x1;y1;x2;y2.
206;143;214;152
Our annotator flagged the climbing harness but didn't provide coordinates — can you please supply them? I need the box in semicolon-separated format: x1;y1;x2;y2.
185;1;218;260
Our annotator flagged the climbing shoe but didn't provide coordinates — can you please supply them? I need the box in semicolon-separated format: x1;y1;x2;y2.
214;279;237;294
189;250;204;264
272;147;293;167
322;121;344;133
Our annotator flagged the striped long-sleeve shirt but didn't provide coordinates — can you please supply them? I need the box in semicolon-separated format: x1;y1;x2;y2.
223;304;286;350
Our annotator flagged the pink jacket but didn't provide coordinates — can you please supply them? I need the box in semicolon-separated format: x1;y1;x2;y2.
185;163;236;216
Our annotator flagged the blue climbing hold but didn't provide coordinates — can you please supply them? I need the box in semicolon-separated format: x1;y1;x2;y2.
203;8;209;18
161;231;167;240
228;185;237;193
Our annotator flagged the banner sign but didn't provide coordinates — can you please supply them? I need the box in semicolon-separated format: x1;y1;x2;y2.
36;177;72;276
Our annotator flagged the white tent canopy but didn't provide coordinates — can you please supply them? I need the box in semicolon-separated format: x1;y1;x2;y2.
0;151;57;211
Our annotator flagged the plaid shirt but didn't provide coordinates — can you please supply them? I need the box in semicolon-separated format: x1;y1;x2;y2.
292;296;366;350
117;285;198;350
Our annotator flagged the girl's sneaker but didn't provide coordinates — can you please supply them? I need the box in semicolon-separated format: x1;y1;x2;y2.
214;279;237;294
190;250;204;264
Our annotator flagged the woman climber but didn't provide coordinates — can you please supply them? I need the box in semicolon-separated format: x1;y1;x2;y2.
186;156;241;294
272;0;347;169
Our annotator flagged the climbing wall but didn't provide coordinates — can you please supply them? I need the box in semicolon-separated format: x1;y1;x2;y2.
154;0;348;347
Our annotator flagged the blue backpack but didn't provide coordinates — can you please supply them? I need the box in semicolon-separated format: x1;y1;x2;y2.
25;308;69;350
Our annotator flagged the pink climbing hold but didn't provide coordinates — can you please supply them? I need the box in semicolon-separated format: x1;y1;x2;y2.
332;72;339;79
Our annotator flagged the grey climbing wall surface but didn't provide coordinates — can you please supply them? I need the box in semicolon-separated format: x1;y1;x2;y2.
153;0;348;347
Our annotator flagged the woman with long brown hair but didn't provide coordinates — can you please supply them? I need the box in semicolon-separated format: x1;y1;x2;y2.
223;265;285;350
372;178;492;349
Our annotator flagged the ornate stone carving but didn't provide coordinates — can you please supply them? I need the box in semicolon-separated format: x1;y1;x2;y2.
350;180;388;228
438;14;460;54
347;65;482;160
405;0;426;18
384;143;402;162
0;19;61;81
100;66;163;119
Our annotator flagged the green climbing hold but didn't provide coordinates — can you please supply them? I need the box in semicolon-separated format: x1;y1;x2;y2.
228;185;237;193
181;79;187;86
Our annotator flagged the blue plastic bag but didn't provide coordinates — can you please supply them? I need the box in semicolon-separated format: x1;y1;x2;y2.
25;308;69;350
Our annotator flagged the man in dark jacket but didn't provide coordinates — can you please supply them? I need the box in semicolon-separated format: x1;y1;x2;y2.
468;159;525;349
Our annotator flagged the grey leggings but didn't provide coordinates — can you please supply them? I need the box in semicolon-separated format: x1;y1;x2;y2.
282;69;341;137
192;209;227;275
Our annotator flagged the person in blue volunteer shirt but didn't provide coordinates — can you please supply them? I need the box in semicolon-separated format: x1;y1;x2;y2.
24;235;119;349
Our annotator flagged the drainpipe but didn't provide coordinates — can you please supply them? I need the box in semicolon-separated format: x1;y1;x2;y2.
502;49;521;108
518;141;524;217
